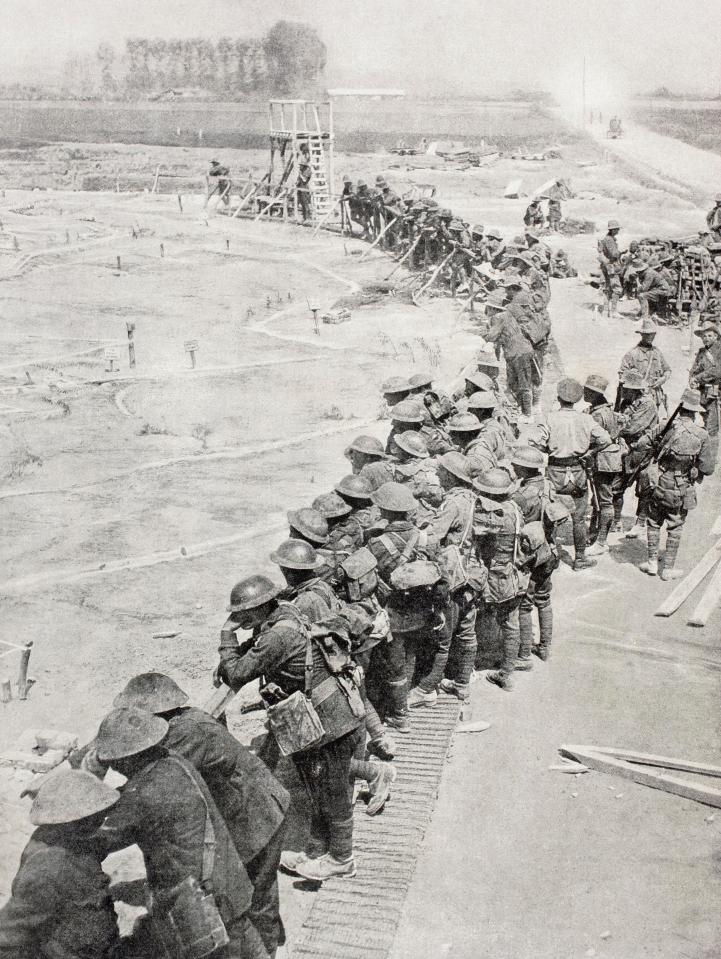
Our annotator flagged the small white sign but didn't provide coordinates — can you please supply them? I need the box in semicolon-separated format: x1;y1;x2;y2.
184;339;199;353
104;347;120;360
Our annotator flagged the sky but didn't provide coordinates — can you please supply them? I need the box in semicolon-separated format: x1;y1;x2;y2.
2;0;721;100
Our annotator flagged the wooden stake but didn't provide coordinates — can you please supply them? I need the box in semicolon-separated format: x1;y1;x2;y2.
654;539;721;617
584;746;721;778
177;193;183;213
359;216;399;259
126;322;136;369
17;641;33;700
687;559;721;627
116;255;121;272
1;678;11;703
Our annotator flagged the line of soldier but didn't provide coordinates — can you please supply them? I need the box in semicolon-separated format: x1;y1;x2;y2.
3;333;718;959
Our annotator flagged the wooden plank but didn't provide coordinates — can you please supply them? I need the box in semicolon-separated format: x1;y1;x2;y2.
654;539;721;617
559;746;721;808
566;745;721;779
688;559;721;627
201;683;236;719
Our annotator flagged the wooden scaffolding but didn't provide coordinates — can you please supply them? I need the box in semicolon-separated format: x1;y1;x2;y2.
264;99;335;223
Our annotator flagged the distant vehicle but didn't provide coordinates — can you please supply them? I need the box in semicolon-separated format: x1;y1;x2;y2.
607;116;623;139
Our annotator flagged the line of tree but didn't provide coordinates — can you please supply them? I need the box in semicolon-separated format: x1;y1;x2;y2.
58;21;326;101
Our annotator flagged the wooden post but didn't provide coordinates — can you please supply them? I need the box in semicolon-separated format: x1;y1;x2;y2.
311;308;320;335
469;268;475;313
1;678;11;703
226;238;230;251
184;339;199;369
160;243;165;258
17;641;33;700
126;322;136;369
177;193;183;213
116;255;121;272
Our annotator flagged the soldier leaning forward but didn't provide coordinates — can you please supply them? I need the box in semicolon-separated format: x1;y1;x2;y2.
640;389;716;581
617;370;659;538
474;468;531;691
0;771;122;959
422;452;488;699
390;430;444;524
689;321;721;445
344;433;395;491
94;707;265;958
583;374;625;552
106;673;290;959
217;575;365;883
533;377;611;571
510;446;566;663
367;482;448;713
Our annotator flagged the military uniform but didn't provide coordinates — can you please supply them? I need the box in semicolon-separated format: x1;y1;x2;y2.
690;335;721;440
359;458;395;491
218;604;364;867
646;415;715;576
637;267;671;316
620;342;671;409
619;391;659;524
484;309;536;417
0;827;120;959
706;201;721;241
598;230;622;314
392;459;443;521
589;401;625;542
534;404;611;562
163;707;290;957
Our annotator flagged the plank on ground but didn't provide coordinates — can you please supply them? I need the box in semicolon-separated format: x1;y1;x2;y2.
654;539;721;617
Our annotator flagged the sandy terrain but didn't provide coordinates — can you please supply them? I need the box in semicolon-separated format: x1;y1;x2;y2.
0;123;719;957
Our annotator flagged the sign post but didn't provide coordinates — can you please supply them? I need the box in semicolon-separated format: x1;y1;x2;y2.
184;339;199;369
104;346;120;373
126;322;136;369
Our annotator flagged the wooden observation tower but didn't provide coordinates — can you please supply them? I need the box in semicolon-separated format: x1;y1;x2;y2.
267;100;335;223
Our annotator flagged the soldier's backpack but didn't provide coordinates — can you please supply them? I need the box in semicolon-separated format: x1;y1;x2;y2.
388;559;446;632
337;546;379;603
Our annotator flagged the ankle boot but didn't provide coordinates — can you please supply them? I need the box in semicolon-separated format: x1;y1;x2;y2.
536;605;553;658
518;607;534;659
640;524;660;576
661;531;684;581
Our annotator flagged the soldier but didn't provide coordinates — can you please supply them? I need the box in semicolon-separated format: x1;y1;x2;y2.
706;193;721;242
447;411;498;477
296;160;313;221
217;575;365;882
385;398;425;454
524;198;545;230
0;771;122;959
476;349;519;437
466;392;506;462
335;474;381;538
353;179;372;238
95;707;265;955
583;374;625;554
506;288;550;417
271;538;340;621
208;158;232;206
523;230;552;273
533;377;611;570
618;370;660;538
473;468;530;691
288;507;329;548
454;369;496;411
390;430;443;521
380;376;410;409
483;292;537;421
470;223;488;261
111;673;290;958
598;219;624;318
484;228;505;265
344;434;394;490
407;370;435;399
510;446;559;663
552;249;577;278
689;321;721;455
312;491;362;555
635;257;672;318
546;181;563;232
419;390;457;455
423;451;486;699
447;218;473;290
640;389;716;580
619;317;671;411
367;482;445;711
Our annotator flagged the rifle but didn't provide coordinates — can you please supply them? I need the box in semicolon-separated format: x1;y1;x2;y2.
623;401;682;491
579;453;600;543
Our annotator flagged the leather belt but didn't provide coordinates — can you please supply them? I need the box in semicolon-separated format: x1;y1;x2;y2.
548;456;580;467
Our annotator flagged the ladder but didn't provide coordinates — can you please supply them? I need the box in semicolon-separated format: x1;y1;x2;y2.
268;100;335;224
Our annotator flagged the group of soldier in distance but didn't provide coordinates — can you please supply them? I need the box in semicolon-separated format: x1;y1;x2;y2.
2;173;721;959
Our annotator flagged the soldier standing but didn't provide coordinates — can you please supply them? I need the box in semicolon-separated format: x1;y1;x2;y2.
524;198;545;229
583;375;625;554
533;378;611;570
598;219;624;318
208;158;232;206
689;321;721;457
640;389;716;580
217;575;365;882
546;182;563;232
0;771;122;959
618;371;660;539
706;193;721;241
483;292;537;422
619;317;671;412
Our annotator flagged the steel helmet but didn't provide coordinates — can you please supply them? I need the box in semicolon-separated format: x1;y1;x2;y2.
465;370;494;392
408;371;433;390
679;388;704;412
448;412;482;433
620;370;645;391
344;435;386;458
449;219;465;232
381;376;410;397
484;292;506;311
471;223;484;236
391;399;424;424
477;351;500;371
31;770;120;826
474;467;516;495
95;707;168;762
390;559;441;589
113;673;189;713
486;228;503;240
467;391;497;411
524;230;539;241
438;451;473;484
584;374;609;398
393;430;429;459
635;317;658;335
270;539;324;570
228;574;281;612
311;491;353;518
438;208;453;219
335;474;374;502
695;322;721;338
510;446;545;471
288;507;329;545
557;377;584;403
607;219;620;230
372;481;417;513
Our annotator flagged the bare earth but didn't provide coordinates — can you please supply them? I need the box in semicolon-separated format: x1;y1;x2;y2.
0;121;719;958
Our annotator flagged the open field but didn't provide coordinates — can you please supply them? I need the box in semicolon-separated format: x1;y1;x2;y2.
631;104;721;157
0;106;719;958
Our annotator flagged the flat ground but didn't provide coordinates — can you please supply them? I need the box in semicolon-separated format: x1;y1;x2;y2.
0;117;719;959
